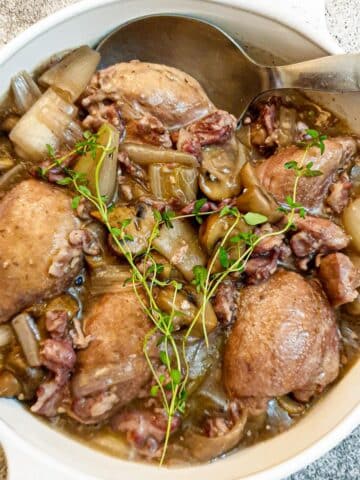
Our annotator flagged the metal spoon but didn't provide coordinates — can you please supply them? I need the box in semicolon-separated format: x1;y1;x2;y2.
97;14;360;121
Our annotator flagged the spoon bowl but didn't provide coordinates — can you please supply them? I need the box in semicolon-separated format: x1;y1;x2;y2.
97;15;360;121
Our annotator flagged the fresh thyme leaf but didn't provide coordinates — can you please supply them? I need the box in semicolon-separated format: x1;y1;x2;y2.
230;231;259;247
121;219;132;228
153;210;162;222
219;246;230;268
171;281;183;291
191;265;208;293
299;207;307;218
78;185;92;197
302;161;323;177
159;350;169;367
123;234;134;241
161;210;175;228
243;212;268;226
150;385;159;397
83;130;93;140
170;369;181;385
147;263;165;275
46;144;55;159
284;160;298;170
193;198;207;223
306;128;319;139
71;196;81;209
110;227;122;237
56;177;73;186
159;374;166;384
37;166;47;178
219;205;239;217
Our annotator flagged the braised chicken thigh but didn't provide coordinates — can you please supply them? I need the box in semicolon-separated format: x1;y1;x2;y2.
0;179;81;323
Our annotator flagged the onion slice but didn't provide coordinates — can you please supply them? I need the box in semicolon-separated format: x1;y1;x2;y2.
39;46;100;102
12;313;41;367
11;71;41;114
153;220;207;281
10;88;82;162
74;123;119;202
121;143;197;167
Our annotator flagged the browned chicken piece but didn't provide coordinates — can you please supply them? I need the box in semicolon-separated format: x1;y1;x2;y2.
81;60;215;132
318;252;360;307
290;214;349;262
223;270;340;407
326;172;352;214
0;179;81;323
255;137;357;209
71;290;153;424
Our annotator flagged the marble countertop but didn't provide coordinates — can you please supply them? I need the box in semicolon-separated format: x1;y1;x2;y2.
0;0;359;478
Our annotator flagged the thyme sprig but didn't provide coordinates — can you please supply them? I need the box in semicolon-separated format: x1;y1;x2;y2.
46;126;325;465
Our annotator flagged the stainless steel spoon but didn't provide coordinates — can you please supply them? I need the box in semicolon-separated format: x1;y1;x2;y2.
97;14;360;121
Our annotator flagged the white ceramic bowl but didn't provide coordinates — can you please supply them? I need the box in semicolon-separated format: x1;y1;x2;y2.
0;1;359;479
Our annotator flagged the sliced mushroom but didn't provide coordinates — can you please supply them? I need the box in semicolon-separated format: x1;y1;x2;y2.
199;137;247;201
92;202;156;257
239;161;259;189
236;186;283;223
277;395;306;416
199;212;250;256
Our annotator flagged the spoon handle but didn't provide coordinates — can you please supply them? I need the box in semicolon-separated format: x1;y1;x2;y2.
271;54;360;92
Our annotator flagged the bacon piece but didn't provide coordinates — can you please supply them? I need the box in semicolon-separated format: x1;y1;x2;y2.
318;252;360;307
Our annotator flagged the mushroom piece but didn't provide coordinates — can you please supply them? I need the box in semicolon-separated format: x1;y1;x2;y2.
199;137;247;201
236;162;283;223
92;202;156;257
199;212;250;256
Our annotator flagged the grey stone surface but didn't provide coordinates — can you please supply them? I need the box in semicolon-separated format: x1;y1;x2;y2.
0;0;359;479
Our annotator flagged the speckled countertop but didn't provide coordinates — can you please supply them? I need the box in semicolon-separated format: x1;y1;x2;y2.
0;0;359;479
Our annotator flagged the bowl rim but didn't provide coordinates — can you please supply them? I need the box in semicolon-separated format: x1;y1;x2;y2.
0;0;343;69
0;1;358;480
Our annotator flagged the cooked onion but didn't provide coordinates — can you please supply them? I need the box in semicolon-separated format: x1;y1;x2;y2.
153;220;207;281
90;264;133;296
11;71;41;114
155;286;217;335
12;313;41;367
0;325;14;348
121;143;197;167
39;46;100;102
0;371;21;397
74;123;119;202
183;412;247;462
10;88;82;162
0;164;26;191
149;164;198;205
343;197;360;252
